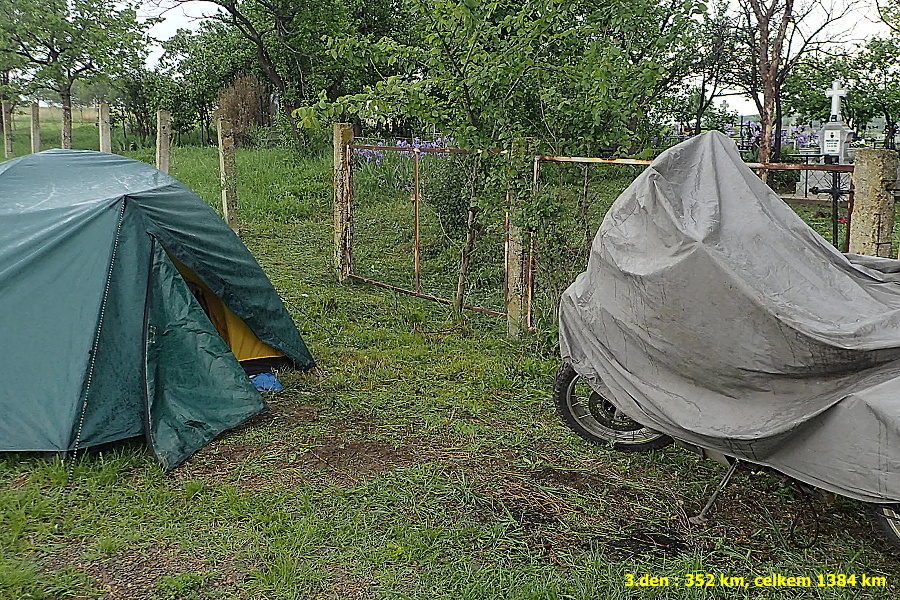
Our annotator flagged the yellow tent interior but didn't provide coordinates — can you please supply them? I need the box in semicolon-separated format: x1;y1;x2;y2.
173;258;286;364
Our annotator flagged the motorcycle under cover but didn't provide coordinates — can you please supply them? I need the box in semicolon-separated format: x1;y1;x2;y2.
560;131;900;504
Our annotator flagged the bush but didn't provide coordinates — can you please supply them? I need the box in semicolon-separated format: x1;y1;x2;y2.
217;75;267;147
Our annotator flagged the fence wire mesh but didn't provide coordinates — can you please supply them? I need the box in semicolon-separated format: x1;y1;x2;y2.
350;142;509;315
346;136;858;339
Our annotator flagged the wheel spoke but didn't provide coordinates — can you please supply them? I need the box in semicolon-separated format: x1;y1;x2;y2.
556;365;670;450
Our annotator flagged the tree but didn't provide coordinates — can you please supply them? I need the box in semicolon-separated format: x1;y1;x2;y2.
851;36;900;149
731;0;852;164
664;90;740;134
0;0;150;148
160;21;257;142
682;3;739;136
117;69;201;141
781;37;900;150
309;0;705;154
0;21;27;147
877;0;900;31
161;0;399;143
781;54;851;124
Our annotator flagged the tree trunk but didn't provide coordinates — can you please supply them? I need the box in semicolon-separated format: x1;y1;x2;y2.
747;0;794;182
694;81;707;135
61;88;73;149
886;112;897;150
772;96;784;161
757;82;775;166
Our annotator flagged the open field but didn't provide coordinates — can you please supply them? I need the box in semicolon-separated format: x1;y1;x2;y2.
2;107;163;155
1;141;899;599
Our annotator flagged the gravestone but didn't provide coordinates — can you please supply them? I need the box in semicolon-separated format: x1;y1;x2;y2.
806;80;853;195
819;80;852;164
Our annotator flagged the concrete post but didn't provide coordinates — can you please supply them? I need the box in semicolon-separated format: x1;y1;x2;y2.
99;103;111;153
217;118;240;235
333;123;354;281
30;103;40;154
156;110;171;173
849;148;899;258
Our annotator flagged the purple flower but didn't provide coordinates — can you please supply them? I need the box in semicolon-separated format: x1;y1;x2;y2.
353;147;386;164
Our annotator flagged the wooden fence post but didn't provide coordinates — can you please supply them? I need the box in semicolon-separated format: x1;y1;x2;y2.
30;103;40;154
156;110;171;173
334;122;354;282
505;142;536;340
217;118;240;235
1;101;12;159
99;102;111;153
849;148;899;258
506;207;527;339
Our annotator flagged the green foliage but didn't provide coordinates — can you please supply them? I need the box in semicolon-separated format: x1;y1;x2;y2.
850;36;900;148
0;0;151;100
117;69;186;138
309;0;706;154
700;102;739;132
782;55;856;126
782;36;900;147
173;0;408;111
160;21;257;98
879;0;900;32
157;20;259;141
663;90;740;134
422;152;504;236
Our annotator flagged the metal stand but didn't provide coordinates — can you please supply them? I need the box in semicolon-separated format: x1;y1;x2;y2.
688;460;741;525
810;165;850;249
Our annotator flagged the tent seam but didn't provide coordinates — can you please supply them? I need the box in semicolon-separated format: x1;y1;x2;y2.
68;199;127;474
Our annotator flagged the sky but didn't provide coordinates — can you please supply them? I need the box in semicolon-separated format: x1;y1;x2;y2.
139;0;894;117
142;1;219;40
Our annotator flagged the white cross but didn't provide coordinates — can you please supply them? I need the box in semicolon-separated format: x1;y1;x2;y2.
825;80;847;121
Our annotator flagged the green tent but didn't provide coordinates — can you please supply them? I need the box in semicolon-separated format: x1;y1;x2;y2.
0;150;315;470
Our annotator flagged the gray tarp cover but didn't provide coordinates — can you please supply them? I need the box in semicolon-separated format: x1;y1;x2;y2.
559;131;900;503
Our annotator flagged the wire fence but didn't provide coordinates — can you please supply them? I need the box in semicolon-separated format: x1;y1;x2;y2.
337;130;856;338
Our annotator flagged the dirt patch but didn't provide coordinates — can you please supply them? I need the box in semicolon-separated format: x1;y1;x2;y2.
482;479;577;528
298;439;412;473
494;496;561;528
597;529;690;558
266;402;320;425
318;566;377;600
176;436;417;489
41;540;247;599
176;441;257;480
527;467;596;490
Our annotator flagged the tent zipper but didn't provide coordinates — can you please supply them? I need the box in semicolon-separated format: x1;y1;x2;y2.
68;199;127;480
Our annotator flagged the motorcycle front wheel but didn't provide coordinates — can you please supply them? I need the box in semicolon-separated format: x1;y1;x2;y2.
869;504;900;553
553;362;672;451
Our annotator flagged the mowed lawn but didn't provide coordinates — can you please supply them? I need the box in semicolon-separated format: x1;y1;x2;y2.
1;131;899;599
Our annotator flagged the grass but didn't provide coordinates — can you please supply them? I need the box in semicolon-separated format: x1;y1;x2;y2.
1;130;900;599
